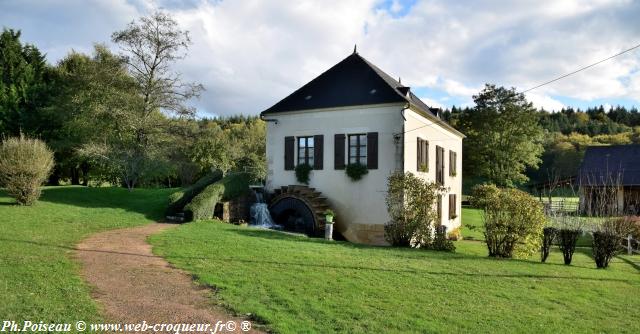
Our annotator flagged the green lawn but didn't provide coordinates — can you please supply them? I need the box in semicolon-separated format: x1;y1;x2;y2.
0;186;172;322
151;220;640;334
460;206;484;240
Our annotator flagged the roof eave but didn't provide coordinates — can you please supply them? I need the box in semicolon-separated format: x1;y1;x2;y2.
408;103;466;138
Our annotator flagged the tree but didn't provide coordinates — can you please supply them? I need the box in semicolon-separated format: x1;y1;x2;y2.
77;12;203;190
0;28;56;138
111;11;203;118
460;84;544;187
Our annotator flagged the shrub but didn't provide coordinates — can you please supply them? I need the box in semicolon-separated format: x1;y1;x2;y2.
557;228;580;265
384;171;445;247
471;184;546;258
448;227;462;241
427;226;456;252
540;227;557;263
592;231;619;269
184;172;250;221
0;136;54;205
165;171;222;216
345;163;368;181
294;164;312;184
591;218;631;268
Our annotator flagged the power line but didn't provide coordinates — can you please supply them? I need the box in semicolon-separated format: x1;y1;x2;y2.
401;43;640;135
522;42;640;93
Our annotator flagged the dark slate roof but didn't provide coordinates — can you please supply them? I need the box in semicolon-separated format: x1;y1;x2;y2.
579;145;640;186
261;52;437;117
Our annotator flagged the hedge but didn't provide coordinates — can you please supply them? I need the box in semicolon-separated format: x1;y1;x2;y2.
165;170;223;216
184;172;250;221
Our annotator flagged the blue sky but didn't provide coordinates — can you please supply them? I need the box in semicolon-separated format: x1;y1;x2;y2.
1;0;639;116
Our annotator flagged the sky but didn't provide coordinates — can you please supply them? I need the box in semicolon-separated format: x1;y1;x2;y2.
1;0;639;117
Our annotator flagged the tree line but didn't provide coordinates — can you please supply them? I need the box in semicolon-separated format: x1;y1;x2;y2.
0;12;265;190
441;88;640;188
2;11;637;191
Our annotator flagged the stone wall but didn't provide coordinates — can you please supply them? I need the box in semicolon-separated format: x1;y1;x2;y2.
215;193;253;223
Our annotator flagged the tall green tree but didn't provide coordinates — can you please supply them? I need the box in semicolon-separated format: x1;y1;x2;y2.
460;84;544;187
76;12;203;190
0;28;54;137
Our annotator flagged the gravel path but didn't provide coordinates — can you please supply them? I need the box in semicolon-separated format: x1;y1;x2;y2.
75;223;263;333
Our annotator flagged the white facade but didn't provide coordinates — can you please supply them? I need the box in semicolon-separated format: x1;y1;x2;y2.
265;103;463;245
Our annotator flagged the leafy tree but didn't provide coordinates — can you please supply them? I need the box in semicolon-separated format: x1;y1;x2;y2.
190;124;237;175
460;84;544;187
76;12;203;190
0;28;56;138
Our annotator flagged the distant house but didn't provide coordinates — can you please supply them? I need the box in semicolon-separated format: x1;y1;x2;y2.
579;145;640;215
260;50;464;245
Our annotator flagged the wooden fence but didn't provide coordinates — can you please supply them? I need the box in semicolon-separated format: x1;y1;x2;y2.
623;234;640;255
541;199;580;215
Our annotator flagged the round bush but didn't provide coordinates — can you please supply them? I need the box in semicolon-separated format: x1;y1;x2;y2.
471;184;546;258
0;136;54;205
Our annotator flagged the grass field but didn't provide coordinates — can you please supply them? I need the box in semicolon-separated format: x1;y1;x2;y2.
151;220;640;334
3;187;639;333
0;186;171;322
460;207;484;240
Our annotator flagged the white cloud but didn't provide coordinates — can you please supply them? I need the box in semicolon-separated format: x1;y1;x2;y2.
1;0;639;116
525;92;565;111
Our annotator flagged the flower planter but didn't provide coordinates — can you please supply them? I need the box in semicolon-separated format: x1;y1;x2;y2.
325;222;334;240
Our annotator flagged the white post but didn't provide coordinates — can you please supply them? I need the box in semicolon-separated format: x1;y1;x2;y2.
628;234;633;255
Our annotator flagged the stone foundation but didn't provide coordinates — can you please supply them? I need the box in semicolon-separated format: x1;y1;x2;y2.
337;221;387;246
214;193;252;223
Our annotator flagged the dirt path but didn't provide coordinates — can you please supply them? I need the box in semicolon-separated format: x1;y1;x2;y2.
75;223;263;333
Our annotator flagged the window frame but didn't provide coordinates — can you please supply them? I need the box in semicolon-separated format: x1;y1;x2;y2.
449;194;457;219
436;145;444;185
348;133;368;166
297;136;315;167
417;137;429;172
449;150;457;177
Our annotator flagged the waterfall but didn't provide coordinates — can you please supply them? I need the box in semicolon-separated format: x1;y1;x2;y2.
249;187;280;229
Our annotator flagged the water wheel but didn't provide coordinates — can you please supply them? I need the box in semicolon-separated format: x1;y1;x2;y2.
269;185;331;237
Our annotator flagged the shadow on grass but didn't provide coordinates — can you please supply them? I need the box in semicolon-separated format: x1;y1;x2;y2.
154;225;629;271
5;236;634;284
33;186;173;220
616;255;640;272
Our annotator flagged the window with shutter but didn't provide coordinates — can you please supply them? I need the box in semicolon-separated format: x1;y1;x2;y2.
449;194;457;219
437;195;442;224
314;135;324;170
297;136;314;166
417;138;428;172
284;136;295;170
435;145;444;185
449;151;457;176
367;132;378;169
334;134;345;170
348;134;367;165
417;138;421;171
